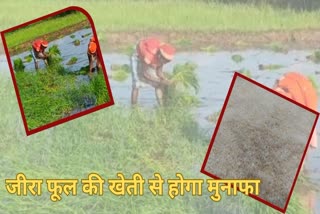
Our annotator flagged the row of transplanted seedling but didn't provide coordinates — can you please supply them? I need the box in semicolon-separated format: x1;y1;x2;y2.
14;44;110;130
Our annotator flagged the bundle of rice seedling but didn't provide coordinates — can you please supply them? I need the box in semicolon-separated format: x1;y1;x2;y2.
47;45;62;66
164;62;200;107
110;64;130;82
13;58;25;72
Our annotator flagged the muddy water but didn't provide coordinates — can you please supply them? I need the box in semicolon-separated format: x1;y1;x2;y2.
11;28;93;72
1;49;320;212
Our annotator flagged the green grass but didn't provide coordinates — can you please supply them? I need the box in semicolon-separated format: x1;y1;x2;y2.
0;0;320;36
4;11;87;49
14;46;110;130
16;68;110;130
0;74;310;213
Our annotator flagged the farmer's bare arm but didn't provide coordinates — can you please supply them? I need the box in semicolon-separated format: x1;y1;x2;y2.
142;64;161;83
156;66;173;85
156;66;167;80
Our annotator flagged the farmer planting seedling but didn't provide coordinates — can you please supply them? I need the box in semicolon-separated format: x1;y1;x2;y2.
87;36;102;75
130;37;176;106
31;39;49;70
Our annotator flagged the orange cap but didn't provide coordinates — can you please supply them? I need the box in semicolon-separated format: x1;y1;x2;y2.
88;42;97;54
41;40;48;47
159;43;175;61
90;36;96;43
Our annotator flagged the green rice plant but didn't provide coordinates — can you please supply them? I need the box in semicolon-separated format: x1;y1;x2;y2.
81;33;91;38
308;74;319;91
167;62;199;92
47;45;62;66
232;54;244;63
70;34;76;39
110;64;130;82
259;64;284;70
66;57;78;65
200;45;216;53
24;54;33;63
89;73;110;105
164;62;200;107
73;39;80;46
239;69;252;78
13;58;25;72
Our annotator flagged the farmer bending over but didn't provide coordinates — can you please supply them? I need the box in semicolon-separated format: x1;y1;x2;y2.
273;72;318;169
131;37;176;106
87;36;102;75
32;39;49;70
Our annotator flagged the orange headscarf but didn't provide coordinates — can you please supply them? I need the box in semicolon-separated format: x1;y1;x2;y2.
274;72;318;148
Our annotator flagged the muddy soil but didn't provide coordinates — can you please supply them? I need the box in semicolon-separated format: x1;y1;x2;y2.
101;29;320;53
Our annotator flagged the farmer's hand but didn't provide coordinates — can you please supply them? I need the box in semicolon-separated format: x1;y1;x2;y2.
160;78;176;86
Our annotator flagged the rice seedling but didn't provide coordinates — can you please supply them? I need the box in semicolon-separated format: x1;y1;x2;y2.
239;69;252;78
232;54;244;63
81;33;91;38
164;62;200;107
110;64;130;82
73;39;80;46
13;58;25;72
23;54;33;63
66;57;78;65
259;64;284;70
200;45;216;53
70;34;76;39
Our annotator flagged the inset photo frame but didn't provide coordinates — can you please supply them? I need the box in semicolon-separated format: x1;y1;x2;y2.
1;6;114;136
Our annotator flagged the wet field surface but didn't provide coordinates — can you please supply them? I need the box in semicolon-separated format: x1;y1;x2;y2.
2;47;320;212
11;28;93;72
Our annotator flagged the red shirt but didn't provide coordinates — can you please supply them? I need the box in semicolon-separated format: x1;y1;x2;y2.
137;38;163;69
32;39;46;52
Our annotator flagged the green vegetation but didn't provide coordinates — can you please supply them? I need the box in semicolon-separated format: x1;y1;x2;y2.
200;45;216;53
24;54;33;63
13;58;25;72
1;0;320;36
70;35;76;39
0;74;309;213
259;64;284;70
15;47;110;130
239;69;252;77
110;64;130;82
66;57;78;65
81;33;92;38
4;11;87;49
232;54;244;63
73;39;81;46
165;62;200;107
